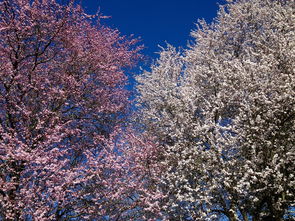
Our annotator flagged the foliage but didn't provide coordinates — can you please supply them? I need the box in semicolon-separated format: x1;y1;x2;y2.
0;0;162;220
137;0;295;220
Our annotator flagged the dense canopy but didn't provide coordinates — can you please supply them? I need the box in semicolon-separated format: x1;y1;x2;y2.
137;0;295;220
1;0;294;220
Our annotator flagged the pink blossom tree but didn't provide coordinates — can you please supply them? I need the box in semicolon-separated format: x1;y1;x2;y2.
0;0;161;220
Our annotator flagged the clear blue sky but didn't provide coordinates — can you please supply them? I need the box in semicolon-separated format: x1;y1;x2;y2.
82;0;225;60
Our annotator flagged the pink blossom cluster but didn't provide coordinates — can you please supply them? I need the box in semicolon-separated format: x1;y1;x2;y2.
0;0;162;220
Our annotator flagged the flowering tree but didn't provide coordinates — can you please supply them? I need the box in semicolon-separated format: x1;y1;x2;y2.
137;0;295;220
0;0;162;220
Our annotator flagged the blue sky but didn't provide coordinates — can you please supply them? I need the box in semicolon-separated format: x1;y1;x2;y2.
82;0;224;60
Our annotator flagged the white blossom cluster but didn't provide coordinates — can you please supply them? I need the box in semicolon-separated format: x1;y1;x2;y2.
136;0;295;220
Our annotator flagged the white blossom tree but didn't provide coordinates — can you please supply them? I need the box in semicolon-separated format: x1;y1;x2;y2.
136;0;295;220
